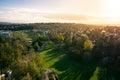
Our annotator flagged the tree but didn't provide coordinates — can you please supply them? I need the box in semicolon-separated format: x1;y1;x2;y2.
84;39;93;51
0;43;15;71
32;42;40;51
11;54;43;80
48;30;59;43
58;34;64;43
27;73;32;80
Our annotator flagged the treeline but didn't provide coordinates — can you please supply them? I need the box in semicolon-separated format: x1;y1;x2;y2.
0;24;33;31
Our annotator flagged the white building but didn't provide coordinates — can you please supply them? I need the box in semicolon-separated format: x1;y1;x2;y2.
0;31;11;38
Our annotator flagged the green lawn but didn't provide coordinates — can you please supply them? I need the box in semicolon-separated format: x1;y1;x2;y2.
90;67;99;80
13;30;34;41
39;49;99;80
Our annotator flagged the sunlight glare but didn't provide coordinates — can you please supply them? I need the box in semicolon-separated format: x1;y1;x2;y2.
104;0;120;18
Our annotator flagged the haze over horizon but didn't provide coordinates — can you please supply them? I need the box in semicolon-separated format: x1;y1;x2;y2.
0;0;120;24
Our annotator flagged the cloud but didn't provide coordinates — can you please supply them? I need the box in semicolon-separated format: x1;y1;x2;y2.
0;7;120;25
0;8;89;23
0;8;48;23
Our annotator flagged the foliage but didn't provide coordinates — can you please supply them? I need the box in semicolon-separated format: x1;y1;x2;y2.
84;39;93;51
11;53;43;80
1;23;120;79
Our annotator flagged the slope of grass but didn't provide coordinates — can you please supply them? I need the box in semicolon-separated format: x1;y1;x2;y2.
90;67;99;80
39;49;97;80
14;30;34;41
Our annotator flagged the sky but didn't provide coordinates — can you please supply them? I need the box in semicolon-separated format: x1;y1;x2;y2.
0;0;120;24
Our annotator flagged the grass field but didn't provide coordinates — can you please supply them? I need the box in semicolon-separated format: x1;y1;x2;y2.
13;30;34;41
40;49;99;80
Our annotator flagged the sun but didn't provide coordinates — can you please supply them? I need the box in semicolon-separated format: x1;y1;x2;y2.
104;0;120;18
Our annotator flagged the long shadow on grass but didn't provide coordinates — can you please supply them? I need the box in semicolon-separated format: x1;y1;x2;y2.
44;50;64;62
46;50;97;80
97;67;120;80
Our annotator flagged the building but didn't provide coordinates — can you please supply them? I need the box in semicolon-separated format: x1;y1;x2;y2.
0;31;11;38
